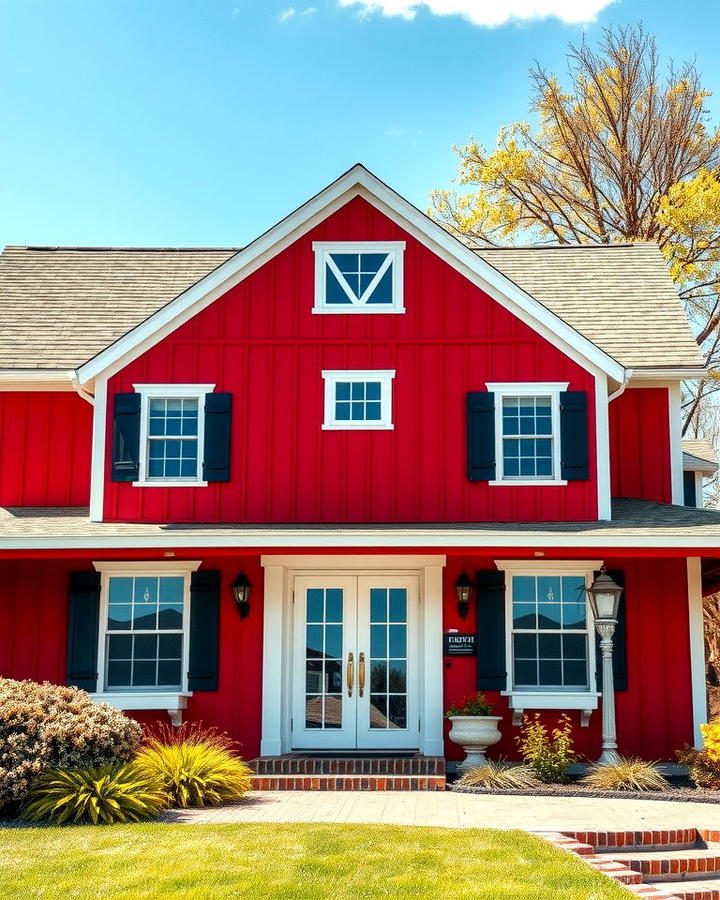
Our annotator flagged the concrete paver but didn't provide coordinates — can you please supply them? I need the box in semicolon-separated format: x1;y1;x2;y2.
159;790;720;830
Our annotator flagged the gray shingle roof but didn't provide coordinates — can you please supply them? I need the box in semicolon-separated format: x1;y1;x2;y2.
0;241;703;371
475;243;703;369
2;499;720;547
682;439;718;473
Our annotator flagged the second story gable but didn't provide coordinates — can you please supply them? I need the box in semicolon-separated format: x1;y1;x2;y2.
0;166;706;524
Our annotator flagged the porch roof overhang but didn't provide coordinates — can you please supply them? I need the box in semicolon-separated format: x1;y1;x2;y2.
2;499;720;552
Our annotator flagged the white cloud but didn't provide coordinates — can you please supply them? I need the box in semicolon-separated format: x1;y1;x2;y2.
336;0;616;26
278;7;297;21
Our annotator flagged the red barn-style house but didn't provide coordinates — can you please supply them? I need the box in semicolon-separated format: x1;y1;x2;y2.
1;165;719;786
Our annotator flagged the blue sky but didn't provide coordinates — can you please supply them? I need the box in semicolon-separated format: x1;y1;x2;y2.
0;0;718;248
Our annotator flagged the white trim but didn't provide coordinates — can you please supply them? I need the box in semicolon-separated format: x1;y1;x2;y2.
486;382;568;485
92;560;200;696
312;241;405;314
683;454;717;475
496;559;601;708
75;166;626;385
595;374;612;520
0;369;76;391
321;369;395;430
668;381;684;505
8;528;720;550
631;368;707;381
695;471;705;508
687;556;708;747
259;554;445;756
89;374;108;523
132;384;214;487
91;692;192;712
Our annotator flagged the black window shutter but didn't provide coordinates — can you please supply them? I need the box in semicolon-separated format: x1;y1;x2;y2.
111;392;141;482
66;571;101;692
188;569;221;691
467;392;495;482
560;390;589;481
202;393;232;483
476;569;507;691
594;569;627;692
684;471;697;507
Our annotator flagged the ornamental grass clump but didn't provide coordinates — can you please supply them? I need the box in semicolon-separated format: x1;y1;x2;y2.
134;722;252;808
456;759;539;790
21;763;167;825
677;719;720;789
0;677;142;813
581;757;667;792
516;713;575;784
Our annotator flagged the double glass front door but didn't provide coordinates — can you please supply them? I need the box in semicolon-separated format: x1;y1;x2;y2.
292;575;420;750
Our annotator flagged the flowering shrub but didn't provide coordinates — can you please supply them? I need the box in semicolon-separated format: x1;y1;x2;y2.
445;692;494;717
0;677;142;812
516;713;575;784
677;720;720;789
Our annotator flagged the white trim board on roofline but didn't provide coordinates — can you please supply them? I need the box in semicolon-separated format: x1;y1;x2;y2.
75;165;626;386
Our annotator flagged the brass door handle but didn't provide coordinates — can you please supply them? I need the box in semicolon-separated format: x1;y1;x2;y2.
347;652;354;697
358;652;366;697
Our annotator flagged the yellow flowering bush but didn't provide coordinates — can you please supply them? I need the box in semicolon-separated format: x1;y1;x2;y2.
0;677;142;813
700;721;720;763
677;719;720;790
516;713;575;784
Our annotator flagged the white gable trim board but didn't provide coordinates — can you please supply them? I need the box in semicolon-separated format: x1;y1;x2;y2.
76;166;626;386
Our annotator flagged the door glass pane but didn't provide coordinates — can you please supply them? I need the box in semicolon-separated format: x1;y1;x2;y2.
368;587;409;730
304;587;344;730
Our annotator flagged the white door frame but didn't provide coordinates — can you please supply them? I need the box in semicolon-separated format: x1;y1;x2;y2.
260;554;446;757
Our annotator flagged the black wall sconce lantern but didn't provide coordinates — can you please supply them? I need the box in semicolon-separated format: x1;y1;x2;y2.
231;572;252;619
454;572;474;618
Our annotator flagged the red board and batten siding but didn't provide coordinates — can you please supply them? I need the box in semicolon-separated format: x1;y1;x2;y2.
609;387;672;503
103;197;598;524
0;552;693;762
0;392;92;507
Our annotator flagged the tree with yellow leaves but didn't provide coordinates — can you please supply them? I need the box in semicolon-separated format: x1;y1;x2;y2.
431;25;720;441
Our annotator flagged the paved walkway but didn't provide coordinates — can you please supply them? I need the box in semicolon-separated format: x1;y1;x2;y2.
160;791;720;830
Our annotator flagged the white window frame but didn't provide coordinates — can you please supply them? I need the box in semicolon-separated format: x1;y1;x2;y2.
486;382;568;487
495;560;601;718
312;241;405;314
322;370;395;430
133;383;215;487
91;561;201;712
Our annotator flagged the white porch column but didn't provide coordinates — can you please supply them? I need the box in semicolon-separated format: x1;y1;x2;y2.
421;563;445;757
687;556;708;747
260;564;286;756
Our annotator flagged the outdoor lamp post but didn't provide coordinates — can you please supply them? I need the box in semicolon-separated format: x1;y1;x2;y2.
586;566;624;764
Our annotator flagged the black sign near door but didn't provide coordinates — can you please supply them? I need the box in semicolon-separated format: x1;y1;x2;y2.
443;633;477;656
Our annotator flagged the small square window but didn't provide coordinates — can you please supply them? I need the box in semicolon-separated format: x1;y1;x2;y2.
322;370;395;430
313;243;405;314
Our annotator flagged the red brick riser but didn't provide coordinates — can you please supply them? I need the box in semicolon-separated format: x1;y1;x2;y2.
250;756;446;776
250;775;446;791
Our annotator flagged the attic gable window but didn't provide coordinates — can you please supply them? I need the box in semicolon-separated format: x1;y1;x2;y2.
313;242;405;313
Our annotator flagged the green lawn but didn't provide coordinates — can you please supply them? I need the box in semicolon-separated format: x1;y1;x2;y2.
0;822;626;899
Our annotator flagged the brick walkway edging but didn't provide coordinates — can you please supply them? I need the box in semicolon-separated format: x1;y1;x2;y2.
536;830;720;899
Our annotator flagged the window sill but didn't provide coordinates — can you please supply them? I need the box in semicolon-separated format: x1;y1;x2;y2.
322;423;394;431
132;481;208;488
312;307;406;315
489;480;568;487
91;692;192;726
502;691;599;726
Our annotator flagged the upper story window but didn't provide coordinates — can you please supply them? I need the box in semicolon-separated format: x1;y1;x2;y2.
313;242;405;314
134;384;214;487
100;570;190;693
322;370;395;430
486;383;568;486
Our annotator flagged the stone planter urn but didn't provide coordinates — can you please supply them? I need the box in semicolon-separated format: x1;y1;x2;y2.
448;715;503;772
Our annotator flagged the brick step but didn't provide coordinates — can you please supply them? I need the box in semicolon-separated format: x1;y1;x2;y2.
657;881;720;899
561;830;700;853
250;773;446;791
250;755;445;776
606;846;720;883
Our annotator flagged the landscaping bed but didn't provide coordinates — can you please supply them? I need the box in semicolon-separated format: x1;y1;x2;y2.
451;782;720;803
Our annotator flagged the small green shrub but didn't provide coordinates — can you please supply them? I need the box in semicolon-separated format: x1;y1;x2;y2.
456;760;539;789
0;677;142;813
135;722;252;808
581;757;667;792
22;764;166;824
516;713;575;784
445;692;494;717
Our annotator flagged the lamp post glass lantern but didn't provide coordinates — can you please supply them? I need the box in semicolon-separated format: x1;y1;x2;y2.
586;567;623;765
231;572;251;619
